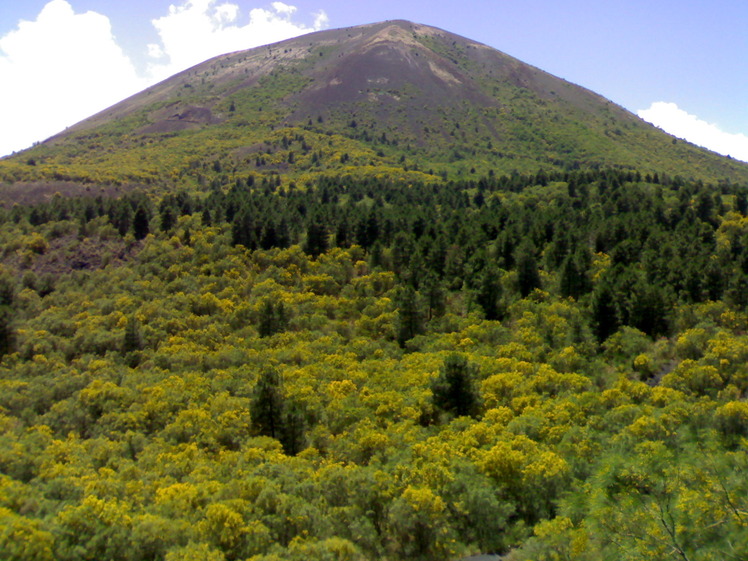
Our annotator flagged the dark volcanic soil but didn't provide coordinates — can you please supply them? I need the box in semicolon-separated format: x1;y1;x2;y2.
0;181;138;207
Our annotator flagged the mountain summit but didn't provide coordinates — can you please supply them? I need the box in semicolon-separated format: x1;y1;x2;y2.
3;20;747;187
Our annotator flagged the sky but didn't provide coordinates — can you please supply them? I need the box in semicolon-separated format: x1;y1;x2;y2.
1;0;747;161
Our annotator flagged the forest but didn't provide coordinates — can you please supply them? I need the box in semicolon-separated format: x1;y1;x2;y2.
1;168;747;560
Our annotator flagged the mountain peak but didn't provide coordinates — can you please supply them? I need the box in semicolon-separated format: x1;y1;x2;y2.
5;21;748;186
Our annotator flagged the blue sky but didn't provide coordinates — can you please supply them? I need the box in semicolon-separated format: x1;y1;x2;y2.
1;0;746;160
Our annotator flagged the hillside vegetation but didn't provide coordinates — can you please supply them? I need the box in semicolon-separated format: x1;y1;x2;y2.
1;169;747;560
3;20;748;190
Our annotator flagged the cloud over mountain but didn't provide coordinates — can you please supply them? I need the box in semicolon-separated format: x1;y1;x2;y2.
147;1;329;81
0;0;145;156
0;0;327;156
638;102;748;163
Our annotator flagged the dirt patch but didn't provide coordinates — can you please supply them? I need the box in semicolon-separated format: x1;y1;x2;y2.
0;181;138;207
2;232;141;278
138;104;222;135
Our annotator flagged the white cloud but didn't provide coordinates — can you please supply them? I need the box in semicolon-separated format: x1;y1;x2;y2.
271;2;297;17
147;1;329;82
0;0;146;156
638;101;748;163
0;1;329;157
314;10;330;30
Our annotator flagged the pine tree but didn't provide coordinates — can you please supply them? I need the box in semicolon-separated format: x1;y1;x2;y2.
279;401;305;456
231;209;255;249
559;252;591;300
591;280;619;343
368;242;384;270
122;315;143;354
159;202;177;233
335;219;350;248
431;354;480;418
516;246;542;297
559;256;581;299
395;285;423;348
112;202;133;236
251;367;284;439
422;274;446;321
477;267;504;320
258;298;288;338
726;272;748;310
629;283;670;338
132;205;150;240
0;306;13;358
304;221;329;258
260;223;278;250
121;315;144;367
391;232;414;275
736;191;748;215
0;274;15;357
0;273;14;308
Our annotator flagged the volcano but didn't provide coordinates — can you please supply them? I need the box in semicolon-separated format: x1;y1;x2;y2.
3;20;747;188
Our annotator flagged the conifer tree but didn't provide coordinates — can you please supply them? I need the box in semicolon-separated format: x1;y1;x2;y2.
335;219;351;248
431;354;480;418
726;272;748;310
0;274;15;357
477;266;504;320
258;298;289;338
260;223;278;250
159;203;176;233
0;273;14;308
251;366;284;439
736;191;748;215
304;221;328;258
395;285;423;348
591;280;619;342
122;315;143;354
422;274;446;320
391;232;413;275
516;245;541;297
231;209;255;249
133;205;150;240
559;252;591;300
279;401;305;456
112;202;133;236
0;306;13;358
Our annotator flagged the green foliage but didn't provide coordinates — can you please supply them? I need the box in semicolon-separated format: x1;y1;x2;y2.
122;315;143;354
258;297;289;338
0;306;14;358
0;507;54;561
476;266;505;320
0;169;746;560
132;205;150;240
3;24;747;194
251;366;284;440
394;285;424;348
559;251;591;300
591;278;619;343
516;244;542;297
431;354;480;418
304;221;329;258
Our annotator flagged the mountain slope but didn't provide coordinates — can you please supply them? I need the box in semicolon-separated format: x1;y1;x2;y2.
2;20;747;190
